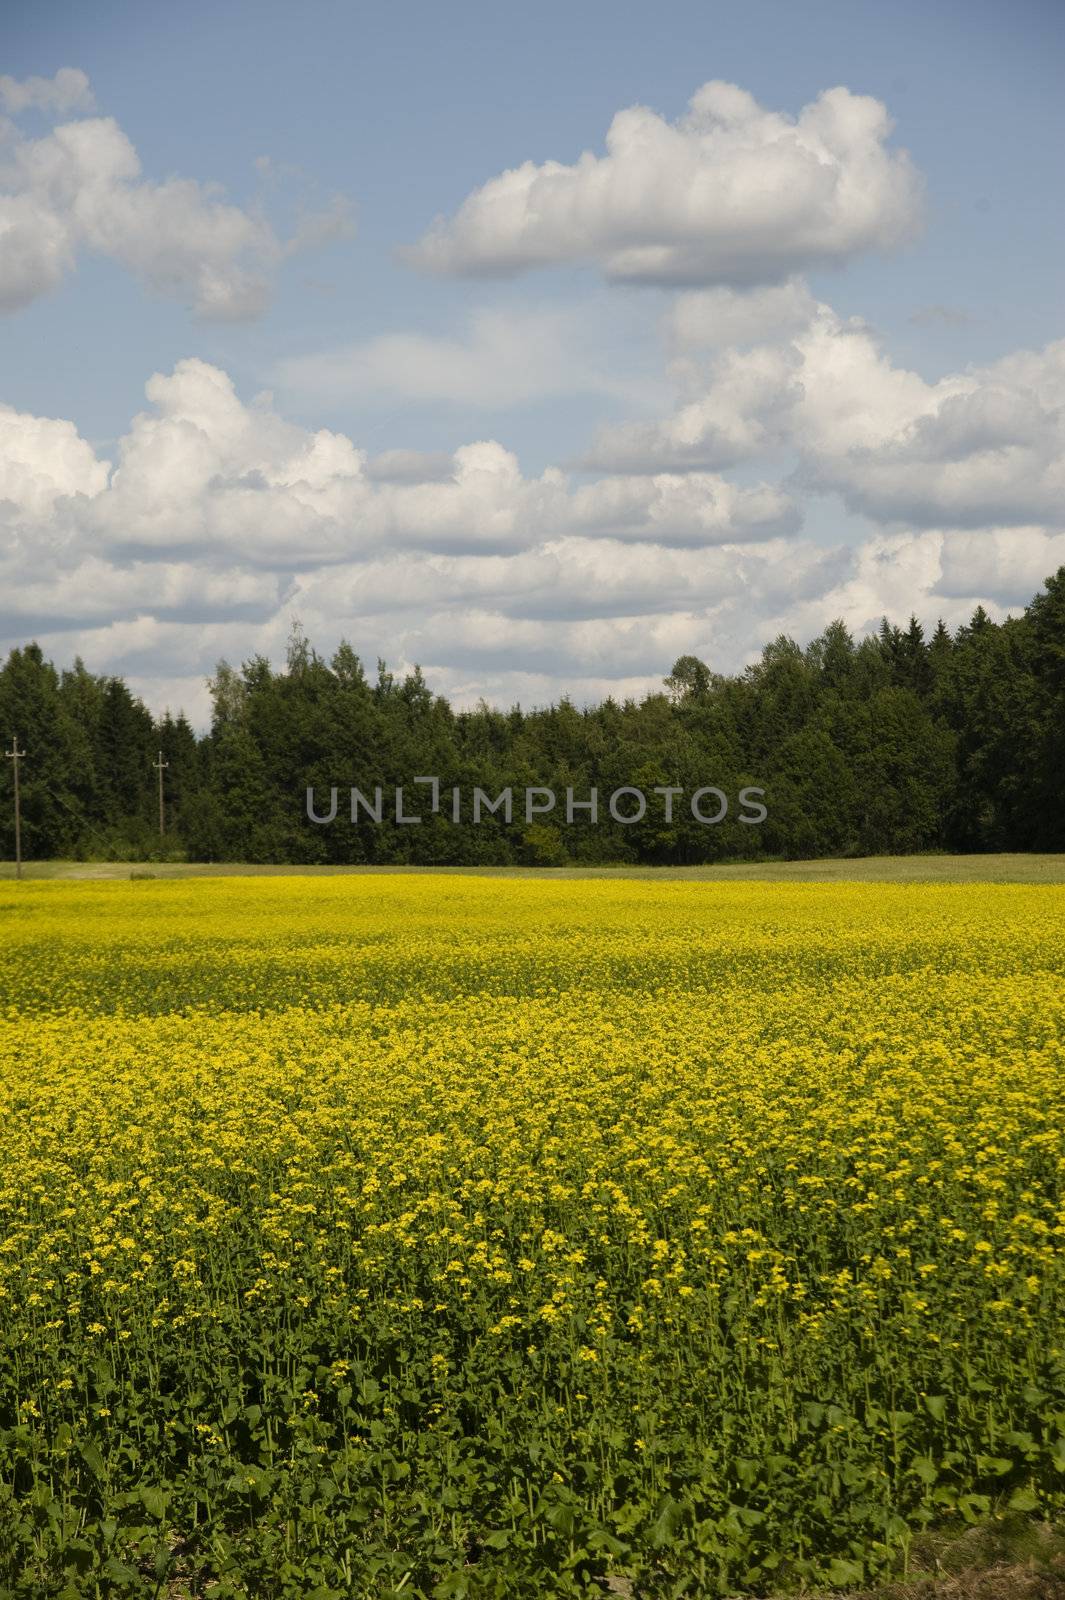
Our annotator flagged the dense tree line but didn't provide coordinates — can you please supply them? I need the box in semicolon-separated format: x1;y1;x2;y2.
2;567;1063;865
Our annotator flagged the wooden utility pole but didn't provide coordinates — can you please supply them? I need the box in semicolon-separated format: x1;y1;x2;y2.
152;750;169;838
6;736;25;880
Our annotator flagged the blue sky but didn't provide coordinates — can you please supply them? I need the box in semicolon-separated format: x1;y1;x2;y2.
2;0;1063;723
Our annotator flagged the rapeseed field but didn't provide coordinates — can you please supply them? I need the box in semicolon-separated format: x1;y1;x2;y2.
0;878;1062;1597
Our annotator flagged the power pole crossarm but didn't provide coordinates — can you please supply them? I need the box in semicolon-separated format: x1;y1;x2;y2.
152;750;169;838
6;736;25;880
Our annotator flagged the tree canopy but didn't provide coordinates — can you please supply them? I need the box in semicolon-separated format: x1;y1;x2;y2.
3;570;1064;865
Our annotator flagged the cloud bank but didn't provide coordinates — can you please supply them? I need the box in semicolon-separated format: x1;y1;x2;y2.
2;352;1060;730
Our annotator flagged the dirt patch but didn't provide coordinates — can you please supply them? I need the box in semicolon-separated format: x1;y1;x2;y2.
598;1523;1065;1600
848;1561;1065;1600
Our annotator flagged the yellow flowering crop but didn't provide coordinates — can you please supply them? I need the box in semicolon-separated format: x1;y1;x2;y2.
0;877;1062;1596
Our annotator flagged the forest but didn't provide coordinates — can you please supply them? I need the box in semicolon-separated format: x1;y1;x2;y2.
2;566;1063;865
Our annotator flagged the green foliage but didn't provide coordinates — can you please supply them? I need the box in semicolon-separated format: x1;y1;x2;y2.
2;569;1065;864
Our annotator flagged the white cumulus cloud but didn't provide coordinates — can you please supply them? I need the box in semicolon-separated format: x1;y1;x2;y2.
589;295;1065;530
84;358;793;560
403;81;921;286
0;67;95;116
0;401;110;518
0;71;352;318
